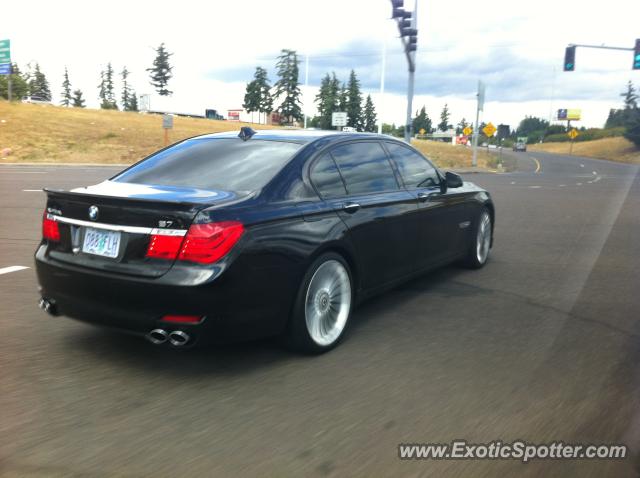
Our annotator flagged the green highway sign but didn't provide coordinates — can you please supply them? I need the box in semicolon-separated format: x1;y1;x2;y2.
0;39;10;64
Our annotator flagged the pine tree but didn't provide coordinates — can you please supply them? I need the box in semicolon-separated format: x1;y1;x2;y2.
256;67;273;124
346;70;363;130
243;67;263;123
99;63;117;110
621;80;638;110
71;89;86;108
121;66;134;110
128;90;138;112
438;103;451;131
623;108;640;147
274;49;302;124
413;106;432;134
147;43;173;96
456;117;469;134
28;63;51;100
315;72;341;130
0;63;28;100
60;67;72;106
363;94;377;132
338;83;348;112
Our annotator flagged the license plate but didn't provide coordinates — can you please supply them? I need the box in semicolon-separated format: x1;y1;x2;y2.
82;228;121;258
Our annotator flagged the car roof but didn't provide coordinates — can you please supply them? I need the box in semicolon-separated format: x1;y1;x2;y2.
194;129;396;144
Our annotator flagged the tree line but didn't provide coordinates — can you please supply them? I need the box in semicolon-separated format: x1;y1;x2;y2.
242;49;379;131
0;43;173;111
512;81;640;147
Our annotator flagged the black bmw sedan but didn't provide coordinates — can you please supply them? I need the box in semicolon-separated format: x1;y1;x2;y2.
35;129;494;353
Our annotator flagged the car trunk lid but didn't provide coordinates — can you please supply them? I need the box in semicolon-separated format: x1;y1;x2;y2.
43;181;239;278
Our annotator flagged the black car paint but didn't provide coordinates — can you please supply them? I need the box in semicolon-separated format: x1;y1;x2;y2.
35;131;494;345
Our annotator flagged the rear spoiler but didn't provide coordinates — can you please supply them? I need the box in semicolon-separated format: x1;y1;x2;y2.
43;187;208;208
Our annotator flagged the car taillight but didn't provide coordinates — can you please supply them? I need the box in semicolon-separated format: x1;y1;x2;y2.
146;234;184;260
42;214;60;242
161;315;204;324
178;221;244;264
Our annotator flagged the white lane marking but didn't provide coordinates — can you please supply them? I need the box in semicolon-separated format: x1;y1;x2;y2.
580;164;585;168
510;181;516;185
0;171;46;174
529;185;541;189
0;266;29;275
22;189;42;192
558;184;566;187
576;182;583;186
592;171;597;175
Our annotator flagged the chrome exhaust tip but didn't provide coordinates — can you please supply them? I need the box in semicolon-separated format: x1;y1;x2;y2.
168;330;190;347
38;298;57;315
147;329;169;345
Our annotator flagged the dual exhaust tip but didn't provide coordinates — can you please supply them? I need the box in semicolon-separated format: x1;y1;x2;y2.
39;298;192;347
147;329;191;347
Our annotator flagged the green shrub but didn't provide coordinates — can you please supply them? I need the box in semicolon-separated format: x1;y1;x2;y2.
543;127;625;143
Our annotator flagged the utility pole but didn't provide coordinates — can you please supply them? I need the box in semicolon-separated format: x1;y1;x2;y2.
471;80;485;167
378;39;386;135
303;53;309;128
390;0;418;143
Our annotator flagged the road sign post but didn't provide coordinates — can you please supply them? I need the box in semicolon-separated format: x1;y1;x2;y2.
162;114;173;146
0;39;12;101
568;128;579;155
472;81;485;167
482;122;496;138
331;112;347;130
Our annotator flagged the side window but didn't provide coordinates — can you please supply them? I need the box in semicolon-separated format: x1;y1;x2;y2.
385;143;440;188
330;142;399;195
310;153;347;198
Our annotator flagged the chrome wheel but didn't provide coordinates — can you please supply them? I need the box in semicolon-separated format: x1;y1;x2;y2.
476;211;492;264
304;259;352;347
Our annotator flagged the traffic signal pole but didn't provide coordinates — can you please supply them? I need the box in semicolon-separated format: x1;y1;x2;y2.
405;62;415;143
563;40;640;71
390;0;418;144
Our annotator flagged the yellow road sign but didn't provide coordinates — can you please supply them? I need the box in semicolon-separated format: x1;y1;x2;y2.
419;128;426;135
463;126;472;136
482;122;496;137
568;128;579;140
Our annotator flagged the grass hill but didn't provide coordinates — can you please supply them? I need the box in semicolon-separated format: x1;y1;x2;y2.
529;136;639;164
0;101;278;164
0;101;495;170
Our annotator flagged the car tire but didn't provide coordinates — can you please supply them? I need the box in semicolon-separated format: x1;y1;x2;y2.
285;252;353;354
462;207;493;269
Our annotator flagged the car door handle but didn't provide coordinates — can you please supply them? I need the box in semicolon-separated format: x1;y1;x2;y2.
417;192;438;202
342;202;361;214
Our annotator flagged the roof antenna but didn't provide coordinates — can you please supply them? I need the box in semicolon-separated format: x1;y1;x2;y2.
238;127;256;141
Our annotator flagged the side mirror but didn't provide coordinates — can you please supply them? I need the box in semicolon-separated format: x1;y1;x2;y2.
445;171;463;188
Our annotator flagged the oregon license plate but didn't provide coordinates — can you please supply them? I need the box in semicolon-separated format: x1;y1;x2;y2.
82;227;121;258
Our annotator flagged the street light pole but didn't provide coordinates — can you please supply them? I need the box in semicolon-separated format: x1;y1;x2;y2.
303;53;309;128
378;39;386;134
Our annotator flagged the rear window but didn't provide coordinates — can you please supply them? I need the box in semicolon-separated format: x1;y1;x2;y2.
113;138;302;193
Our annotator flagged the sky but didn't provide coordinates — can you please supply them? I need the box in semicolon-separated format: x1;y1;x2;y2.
3;0;639;129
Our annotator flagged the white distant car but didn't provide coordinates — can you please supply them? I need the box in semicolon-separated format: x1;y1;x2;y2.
21;96;50;104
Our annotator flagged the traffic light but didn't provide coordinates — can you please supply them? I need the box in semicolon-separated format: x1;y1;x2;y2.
633;39;640;70
563;46;576;71
407;35;417;52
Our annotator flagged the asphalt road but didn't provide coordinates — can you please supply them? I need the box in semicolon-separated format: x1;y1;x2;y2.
1;151;639;477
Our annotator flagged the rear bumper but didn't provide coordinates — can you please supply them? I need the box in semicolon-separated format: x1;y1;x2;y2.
35;245;298;344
